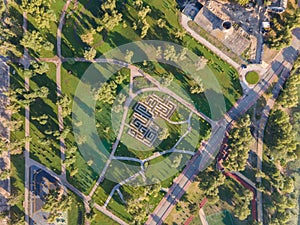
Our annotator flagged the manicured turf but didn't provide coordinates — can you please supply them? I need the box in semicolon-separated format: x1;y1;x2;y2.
206;210;234;225
30;63;61;174
9;63;26;223
245;71;259;85
61;62;99;194
93;179;118;206
10;155;25;223
68;193;85;225
91;210;117;225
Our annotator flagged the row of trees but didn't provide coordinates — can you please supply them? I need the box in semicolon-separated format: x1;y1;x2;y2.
155;45;188;62
278;63;300;108
264;109;298;164
223;115;252;171
262;59;300;224
0;83;50;155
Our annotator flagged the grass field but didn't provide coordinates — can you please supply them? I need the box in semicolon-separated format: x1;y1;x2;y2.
8;61;27;222
206;210;234;225
68;193;85;225
61;62;99;194
245;71;259;85
29;63;61;174
91;210;117;225
10;155;25;223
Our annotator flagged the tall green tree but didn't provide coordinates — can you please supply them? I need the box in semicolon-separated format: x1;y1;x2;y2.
223;115;252;171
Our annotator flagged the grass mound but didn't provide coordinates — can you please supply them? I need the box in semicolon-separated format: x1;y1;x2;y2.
245;71;259;85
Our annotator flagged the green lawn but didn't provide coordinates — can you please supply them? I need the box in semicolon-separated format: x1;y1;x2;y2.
68;193;85;225
30;63;61;174
245;71;259;85
93;179;118;206
8;63;26;224
10;155;25;223
61;62;99;194
206;210;234;225
91;210;117;225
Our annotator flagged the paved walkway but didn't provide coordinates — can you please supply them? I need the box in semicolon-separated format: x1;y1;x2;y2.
0;57;10;225
199;208;208;225
21;10;32;225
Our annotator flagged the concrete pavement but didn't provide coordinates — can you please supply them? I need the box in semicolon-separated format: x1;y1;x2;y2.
0;57;10;225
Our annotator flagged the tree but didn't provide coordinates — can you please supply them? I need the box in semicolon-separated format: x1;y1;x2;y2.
157;18;166;28
198;167;226;201
0;16;22;57
100;0;123;31
21;0;57;29
104;11;123;31
190;80;205;94
163;45;177;61
32;114;48;125
160;72;174;87
20;30;44;52
126;182;161;224
20;30;53;53
80;30;95;45
174;29;186;40
36;9;57;29
31;61;49;75
84;47;97;60
238;0;250;6
138;6;151;20
133;0;143;8
140;18;150;38
57;94;72;118
158;127;169;140
0;169;10;180
77;135;87;145
232;189;252;220
124;50;134;63
171;154;183;168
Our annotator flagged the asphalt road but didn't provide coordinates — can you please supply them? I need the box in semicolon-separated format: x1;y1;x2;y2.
145;30;300;225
